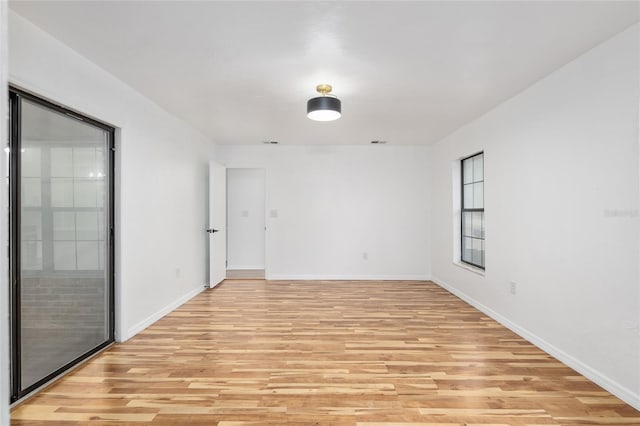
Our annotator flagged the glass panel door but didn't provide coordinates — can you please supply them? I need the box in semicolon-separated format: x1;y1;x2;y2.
10;89;114;401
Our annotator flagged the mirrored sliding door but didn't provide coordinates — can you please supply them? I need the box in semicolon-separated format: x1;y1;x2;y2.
9;88;114;402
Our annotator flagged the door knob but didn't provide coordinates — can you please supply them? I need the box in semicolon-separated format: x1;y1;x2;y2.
206;228;219;233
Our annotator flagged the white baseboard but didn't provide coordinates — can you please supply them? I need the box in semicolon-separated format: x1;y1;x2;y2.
266;274;431;281
122;285;205;342
431;276;640;412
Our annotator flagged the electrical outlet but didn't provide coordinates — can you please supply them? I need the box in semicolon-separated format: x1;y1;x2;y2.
362;252;368;260
510;281;517;295
176;268;181;279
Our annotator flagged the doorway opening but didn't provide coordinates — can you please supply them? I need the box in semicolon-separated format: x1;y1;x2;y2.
226;168;265;279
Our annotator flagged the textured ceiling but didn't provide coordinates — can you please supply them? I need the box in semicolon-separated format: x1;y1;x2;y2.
9;1;640;145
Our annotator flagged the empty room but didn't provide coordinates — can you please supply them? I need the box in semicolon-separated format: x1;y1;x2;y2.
0;0;639;424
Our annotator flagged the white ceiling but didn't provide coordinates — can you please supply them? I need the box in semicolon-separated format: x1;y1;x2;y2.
9;1;640;146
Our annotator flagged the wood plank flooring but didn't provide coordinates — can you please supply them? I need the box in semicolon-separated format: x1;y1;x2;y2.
11;280;640;425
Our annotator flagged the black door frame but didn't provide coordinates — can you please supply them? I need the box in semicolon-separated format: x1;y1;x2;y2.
8;87;115;403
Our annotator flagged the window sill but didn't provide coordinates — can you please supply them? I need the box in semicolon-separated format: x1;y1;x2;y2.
453;261;485;276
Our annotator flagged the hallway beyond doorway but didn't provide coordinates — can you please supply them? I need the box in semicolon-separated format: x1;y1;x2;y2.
226;269;265;279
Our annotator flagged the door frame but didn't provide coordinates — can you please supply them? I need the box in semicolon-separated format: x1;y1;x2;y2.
8;86;116;403
226;166;267;277
224;165;268;278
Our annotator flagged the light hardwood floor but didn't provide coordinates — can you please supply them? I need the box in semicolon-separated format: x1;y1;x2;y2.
11;280;640;425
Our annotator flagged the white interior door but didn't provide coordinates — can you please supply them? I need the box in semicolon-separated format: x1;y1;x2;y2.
208;161;227;287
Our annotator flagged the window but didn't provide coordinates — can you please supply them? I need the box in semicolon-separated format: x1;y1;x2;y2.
461;152;484;269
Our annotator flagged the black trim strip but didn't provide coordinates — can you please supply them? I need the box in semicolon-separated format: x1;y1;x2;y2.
9;89;21;402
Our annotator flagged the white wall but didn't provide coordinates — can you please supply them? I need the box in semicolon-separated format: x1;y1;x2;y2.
227;168;265;270
8;11;216;342
217;145;431;280
0;2;10;423
430;25;640;409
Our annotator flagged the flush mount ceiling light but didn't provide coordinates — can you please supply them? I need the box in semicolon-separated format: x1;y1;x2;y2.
307;84;341;121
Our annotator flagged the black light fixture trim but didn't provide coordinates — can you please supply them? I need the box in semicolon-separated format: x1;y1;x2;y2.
307;96;341;115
